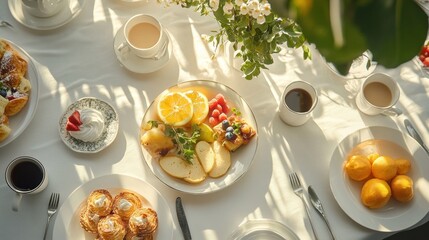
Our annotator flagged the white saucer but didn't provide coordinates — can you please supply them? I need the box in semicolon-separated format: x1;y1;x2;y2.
58;97;119;153
113;25;172;74
8;0;86;31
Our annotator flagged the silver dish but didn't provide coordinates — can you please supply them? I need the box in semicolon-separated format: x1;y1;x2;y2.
58;97;119;153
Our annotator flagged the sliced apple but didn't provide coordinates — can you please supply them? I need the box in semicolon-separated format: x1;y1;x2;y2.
195;141;215;173
209;141;231;178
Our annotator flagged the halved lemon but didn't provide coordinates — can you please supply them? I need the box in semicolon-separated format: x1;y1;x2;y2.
185;90;209;124
157;92;193;126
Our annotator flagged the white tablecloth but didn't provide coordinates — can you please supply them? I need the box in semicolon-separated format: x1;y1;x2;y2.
1;1;429;239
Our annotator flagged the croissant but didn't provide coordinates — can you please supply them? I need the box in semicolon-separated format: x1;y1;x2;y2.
0;121;11;142
87;189;113;217
0;48;27;78
128;208;158;236
4;95;28;116
97;214;126;240
112;191;142;221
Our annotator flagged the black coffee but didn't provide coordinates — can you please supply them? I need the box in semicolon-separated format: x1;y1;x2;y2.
10;161;43;191
285;88;313;112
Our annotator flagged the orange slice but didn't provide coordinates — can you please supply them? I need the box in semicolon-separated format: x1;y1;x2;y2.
185;90;209;124
157;92;193;126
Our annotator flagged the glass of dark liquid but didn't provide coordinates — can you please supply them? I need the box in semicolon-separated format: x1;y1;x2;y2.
5;156;48;211
278;81;318;126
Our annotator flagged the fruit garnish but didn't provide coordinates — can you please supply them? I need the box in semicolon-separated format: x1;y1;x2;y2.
208;93;230;126
184;90;209;124
68;110;82;126
419;43;429;67
157;92;194;127
66;121;80;131
197;123;215;143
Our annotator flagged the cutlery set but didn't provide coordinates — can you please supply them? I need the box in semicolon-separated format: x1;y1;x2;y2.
289;172;335;240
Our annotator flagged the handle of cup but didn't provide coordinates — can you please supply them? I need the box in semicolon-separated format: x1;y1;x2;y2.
117;42;130;59
12;193;22;212
381;107;403;117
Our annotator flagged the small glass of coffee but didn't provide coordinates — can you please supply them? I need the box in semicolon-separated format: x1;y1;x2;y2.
5;156;48;211
278;81;318;126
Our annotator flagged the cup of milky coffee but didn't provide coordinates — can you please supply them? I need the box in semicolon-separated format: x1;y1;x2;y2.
5;156;48;211
355;73;400;116
122;14;165;59
278;80;318;126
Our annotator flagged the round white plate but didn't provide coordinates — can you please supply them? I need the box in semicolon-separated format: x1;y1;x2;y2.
0;39;39;148
229;219;299;240
329;126;429;232
52;174;174;239
8;0;86;31
113;25;172;74
140;80;258;194
58;97;119;153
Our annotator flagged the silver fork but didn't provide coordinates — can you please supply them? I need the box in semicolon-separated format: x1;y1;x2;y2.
289;172;318;240
43;193;60;240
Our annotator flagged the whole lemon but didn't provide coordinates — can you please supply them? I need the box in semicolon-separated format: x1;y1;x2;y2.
344;155;372;181
361;178;391;209
396;158;411;175
391;175;414;203
372;156;397;181
367;153;380;164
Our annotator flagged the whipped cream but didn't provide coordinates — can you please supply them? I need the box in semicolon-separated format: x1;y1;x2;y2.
118;199;132;210
94;195;107;207
131;215;148;225
69;108;105;142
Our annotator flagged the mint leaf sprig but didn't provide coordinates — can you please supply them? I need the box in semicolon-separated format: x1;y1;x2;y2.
147;121;200;164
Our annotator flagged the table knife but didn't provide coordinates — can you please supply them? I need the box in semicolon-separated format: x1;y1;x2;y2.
176;197;192;240
308;186;335;240
404;119;429;155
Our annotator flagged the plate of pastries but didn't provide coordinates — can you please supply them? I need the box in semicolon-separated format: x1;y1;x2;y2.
0;39;39;148
139;80;258;194
52;174;174;239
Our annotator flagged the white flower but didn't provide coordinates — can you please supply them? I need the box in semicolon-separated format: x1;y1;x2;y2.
261;3;271;16
256;14;265;24
247;0;260;11
251;8;261;19
209;0;219;11
239;3;249;15
223;2;234;15
235;0;245;6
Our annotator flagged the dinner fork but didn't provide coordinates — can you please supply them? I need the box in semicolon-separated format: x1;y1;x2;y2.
43;193;60;240
289;172;318;240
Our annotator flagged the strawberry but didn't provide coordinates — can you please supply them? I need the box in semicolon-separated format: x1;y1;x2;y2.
423;57;429;67
66;121;80;131
68;110;82;126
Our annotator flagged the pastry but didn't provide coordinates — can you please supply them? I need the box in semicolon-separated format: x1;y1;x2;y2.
97;214;126;240
79;205;100;234
112;191;142;221
124;231;154;240
87;189;113;217
128;208;158;236
0;47;27;79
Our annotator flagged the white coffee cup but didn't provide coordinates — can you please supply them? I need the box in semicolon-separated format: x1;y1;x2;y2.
355;73;401;116
278;81;318;126
22;0;66;18
5;156;48;211
119;14;165;59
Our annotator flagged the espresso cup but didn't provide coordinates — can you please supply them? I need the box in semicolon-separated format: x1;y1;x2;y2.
278;81;318;126
5;156;48;211
355;73;401;116
120;14;165;59
22;0;66;18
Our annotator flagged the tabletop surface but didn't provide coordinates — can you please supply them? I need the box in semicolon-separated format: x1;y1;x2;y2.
1;1;429;240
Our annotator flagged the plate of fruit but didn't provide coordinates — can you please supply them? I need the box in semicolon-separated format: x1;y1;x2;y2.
329;126;429;232
139;80;258;194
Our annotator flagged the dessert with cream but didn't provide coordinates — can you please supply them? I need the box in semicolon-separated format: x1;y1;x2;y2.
79;189;159;239
66;108;105;142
